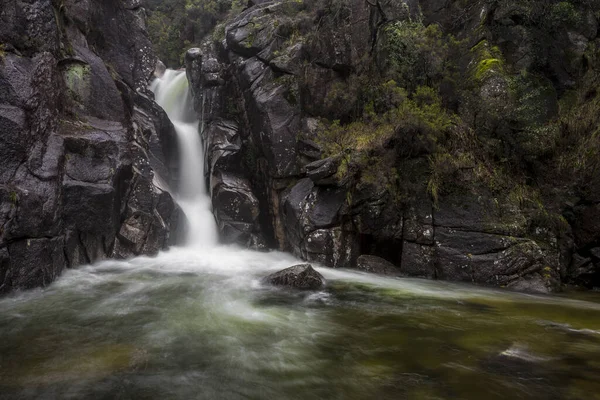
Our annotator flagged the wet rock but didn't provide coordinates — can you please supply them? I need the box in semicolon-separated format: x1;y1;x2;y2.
435;227;557;292
2;238;66;293
401;242;435;279
263;264;326;290
154;60;167;79
205;120;242;177
356;255;400;276
181;0;592;292
435;194;528;237
211;172;264;246
281;179;348;265
568;253;598;288
305;157;340;186
0;0;179;295
507;275;552;293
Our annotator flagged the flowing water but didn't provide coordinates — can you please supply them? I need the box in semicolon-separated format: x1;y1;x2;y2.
1;71;600;400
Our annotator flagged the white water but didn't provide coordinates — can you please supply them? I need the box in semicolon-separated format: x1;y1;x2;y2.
151;70;218;248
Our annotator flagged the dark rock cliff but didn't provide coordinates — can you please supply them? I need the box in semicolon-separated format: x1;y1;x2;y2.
0;0;180;294
185;0;600;293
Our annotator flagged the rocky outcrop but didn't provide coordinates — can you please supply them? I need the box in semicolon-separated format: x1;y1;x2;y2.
184;0;599;292
0;0;180;294
263;264;326;290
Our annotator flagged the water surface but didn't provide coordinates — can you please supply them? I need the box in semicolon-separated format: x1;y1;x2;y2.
1;246;599;400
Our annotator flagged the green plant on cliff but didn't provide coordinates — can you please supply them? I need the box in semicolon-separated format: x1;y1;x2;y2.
146;0;236;66
381;20;453;92
548;1;581;28
471;40;506;83
9;191;18;206
317;83;457;202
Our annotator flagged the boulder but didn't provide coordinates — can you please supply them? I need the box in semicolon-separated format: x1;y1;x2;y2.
305;157;340;185
263;264;326;290
356;255;400;276
401;242;435;279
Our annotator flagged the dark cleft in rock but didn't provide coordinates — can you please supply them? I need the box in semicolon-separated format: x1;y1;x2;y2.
263;264;326;290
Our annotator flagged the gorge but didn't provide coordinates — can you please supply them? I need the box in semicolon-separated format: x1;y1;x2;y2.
1;0;600;398
0;64;599;399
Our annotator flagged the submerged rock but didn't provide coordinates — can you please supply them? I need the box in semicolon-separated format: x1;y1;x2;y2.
263;264;326;290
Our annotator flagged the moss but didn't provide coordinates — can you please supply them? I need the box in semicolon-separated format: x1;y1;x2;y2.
213;23;226;43
471;41;506;83
9;191;18;206
475;58;503;81
63;62;91;104
549;1;581;27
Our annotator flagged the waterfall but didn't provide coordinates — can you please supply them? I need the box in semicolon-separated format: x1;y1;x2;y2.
151;70;218;248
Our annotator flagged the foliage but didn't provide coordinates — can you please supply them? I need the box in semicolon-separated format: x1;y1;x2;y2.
317;83;457;200
548;1;581;27
146;0;237;67
471;40;505;83
380;20;456;92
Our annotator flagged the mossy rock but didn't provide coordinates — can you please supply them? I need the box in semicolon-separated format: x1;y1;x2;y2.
61;60;92;108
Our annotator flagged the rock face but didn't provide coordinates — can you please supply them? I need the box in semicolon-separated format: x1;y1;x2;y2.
183;0;600;292
0;0;180;294
263;264;326;290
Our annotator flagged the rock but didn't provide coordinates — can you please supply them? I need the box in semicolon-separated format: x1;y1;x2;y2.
507;275;551;294
180;0;598;293
0;0;179;295
401;242;435;279
572;204;600;248
154;60;167;79
305;157;340;185
263;264;326;290
281;179;348;265
356;255;400;276
568;253;598;288
211;171;264;246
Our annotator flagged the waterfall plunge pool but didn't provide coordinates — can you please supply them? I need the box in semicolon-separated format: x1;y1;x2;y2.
0;246;599;399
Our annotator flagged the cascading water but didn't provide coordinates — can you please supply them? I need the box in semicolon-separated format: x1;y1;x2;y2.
0;71;600;399
151;70;218;248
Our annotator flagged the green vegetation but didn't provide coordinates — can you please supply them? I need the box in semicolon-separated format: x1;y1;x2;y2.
146;0;241;66
9;191;18;206
471;40;505;82
302;0;600;239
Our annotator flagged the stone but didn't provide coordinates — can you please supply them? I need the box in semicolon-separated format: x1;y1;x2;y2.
356;255;400;276
0;0;179;295
401;242;435;279
263;264;326;290
305;157;340;185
